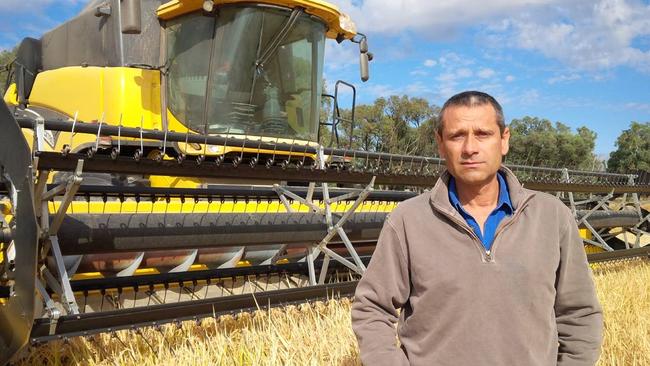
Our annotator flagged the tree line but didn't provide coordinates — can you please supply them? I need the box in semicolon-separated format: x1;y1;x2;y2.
322;95;649;174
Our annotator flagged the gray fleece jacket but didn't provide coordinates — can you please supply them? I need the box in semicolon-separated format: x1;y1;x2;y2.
352;168;603;366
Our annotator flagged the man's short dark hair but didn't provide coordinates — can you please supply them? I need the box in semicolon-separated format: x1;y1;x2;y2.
436;91;505;136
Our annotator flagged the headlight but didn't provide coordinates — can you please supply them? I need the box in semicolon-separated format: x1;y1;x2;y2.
339;13;357;35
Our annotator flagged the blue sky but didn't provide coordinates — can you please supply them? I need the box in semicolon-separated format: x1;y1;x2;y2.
1;0;650;157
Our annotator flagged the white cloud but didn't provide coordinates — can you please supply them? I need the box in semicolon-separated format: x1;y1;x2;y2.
520;89;541;105
505;75;516;82
410;69;429;76
366;84;399;98
547;73;581;84
437;52;474;67
0;0;90;49
339;0;650;73
423;59;437;67
477;68;496;79
0;0;86;13
324;40;359;72
510;0;650;72
404;81;433;95
456;68;473;78
337;0;558;36
624;102;650;112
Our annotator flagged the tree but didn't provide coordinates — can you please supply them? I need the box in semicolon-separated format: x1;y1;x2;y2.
0;47;17;96
334;96;439;156
607;122;650;173
506;116;598;170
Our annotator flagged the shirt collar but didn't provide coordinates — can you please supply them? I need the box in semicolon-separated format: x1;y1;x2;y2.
448;171;513;214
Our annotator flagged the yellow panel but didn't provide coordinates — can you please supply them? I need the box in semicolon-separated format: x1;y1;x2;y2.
579;228;592;240
3;83;18;105
47;198;396;215
236;260;252;267
584;244;605;254
71;272;104;280
157;0;356;39
28;67;162;131
135;268;161;275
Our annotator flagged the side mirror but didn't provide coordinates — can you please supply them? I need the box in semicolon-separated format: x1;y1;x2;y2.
121;0;142;34
360;37;368;53
358;34;370;82
360;53;369;82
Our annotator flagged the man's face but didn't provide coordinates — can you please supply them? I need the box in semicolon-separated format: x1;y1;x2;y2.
436;104;510;187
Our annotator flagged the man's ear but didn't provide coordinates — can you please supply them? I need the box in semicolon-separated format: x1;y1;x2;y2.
501;127;510;156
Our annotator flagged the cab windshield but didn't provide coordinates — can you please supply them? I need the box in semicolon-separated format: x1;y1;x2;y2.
165;6;326;141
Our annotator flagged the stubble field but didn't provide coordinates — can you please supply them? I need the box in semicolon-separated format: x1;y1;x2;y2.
16;259;650;366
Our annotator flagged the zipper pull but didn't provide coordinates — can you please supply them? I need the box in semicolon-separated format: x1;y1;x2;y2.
485;250;493;263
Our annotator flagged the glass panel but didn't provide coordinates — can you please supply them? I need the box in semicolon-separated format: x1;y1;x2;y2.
165;6;325;141
166;13;213;128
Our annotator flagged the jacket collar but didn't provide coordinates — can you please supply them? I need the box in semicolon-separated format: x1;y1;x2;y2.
429;165;534;217
448;171;513;215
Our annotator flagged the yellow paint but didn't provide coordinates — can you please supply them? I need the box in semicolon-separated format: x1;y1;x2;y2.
236;260;252;267
0;199;11;215
28;67;163;131
71;272;104;280
2;83;18;105
135;268;161;275
584;244;605;254
47;198;397;215
157;0;356;39
579;228;593;240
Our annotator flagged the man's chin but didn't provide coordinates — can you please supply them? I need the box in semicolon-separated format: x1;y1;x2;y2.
454;170;495;186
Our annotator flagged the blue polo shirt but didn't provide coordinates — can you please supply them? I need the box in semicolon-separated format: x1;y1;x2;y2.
448;172;513;251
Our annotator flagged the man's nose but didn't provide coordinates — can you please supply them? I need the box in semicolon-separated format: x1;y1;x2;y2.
461;135;479;156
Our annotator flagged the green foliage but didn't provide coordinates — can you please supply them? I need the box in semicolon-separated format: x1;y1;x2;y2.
326;98;600;171
332;95;439;155
0;47;17;96
507;116;599;170
607;122;650;173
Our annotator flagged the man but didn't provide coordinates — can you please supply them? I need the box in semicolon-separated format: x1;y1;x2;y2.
351;91;603;365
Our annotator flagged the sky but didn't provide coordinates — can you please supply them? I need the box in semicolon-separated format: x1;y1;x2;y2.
1;0;649;156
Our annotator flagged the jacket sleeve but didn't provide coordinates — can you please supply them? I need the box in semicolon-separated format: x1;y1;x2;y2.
555;206;603;366
351;218;410;366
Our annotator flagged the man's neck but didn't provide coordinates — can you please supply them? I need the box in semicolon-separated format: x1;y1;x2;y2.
455;174;500;211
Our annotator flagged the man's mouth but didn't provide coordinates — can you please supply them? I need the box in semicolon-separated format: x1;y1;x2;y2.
460;161;483;167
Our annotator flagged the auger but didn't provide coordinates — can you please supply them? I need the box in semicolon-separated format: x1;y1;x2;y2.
1;1;649;364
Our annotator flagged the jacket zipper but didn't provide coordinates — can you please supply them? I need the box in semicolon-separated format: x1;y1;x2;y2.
435;195;534;263
441;211;490;262
487;196;534;262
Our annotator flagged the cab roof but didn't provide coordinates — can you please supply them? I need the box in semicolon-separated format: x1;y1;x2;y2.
157;0;357;39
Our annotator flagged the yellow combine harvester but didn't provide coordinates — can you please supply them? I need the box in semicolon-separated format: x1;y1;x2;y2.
1;0;649;364
0;0;380;362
